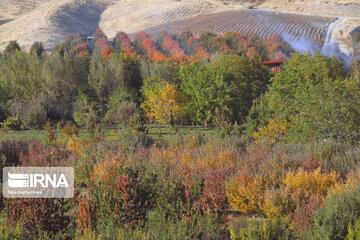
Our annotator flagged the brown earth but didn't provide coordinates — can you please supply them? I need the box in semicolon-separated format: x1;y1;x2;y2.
0;0;358;53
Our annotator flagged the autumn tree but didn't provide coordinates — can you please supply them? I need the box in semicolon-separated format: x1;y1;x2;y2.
113;32;136;55
141;80;184;126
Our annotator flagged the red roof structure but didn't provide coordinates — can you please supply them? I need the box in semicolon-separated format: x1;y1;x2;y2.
262;59;283;74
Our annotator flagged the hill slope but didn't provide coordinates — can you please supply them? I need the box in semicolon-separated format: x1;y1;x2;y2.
0;0;358;53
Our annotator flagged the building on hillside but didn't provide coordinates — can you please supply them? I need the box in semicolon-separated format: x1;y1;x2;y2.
261;59;283;74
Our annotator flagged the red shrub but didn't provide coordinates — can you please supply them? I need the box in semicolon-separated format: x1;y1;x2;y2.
19;141;75;167
201;169;229;221
291;196;322;233
5;198;70;234
74;194;96;234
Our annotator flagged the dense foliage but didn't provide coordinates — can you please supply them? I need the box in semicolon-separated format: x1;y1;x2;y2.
1;29;360;239
0;30;291;129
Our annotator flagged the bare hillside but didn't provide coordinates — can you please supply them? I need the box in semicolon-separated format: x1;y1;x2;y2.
0;0;358;53
0;0;113;50
99;0;249;39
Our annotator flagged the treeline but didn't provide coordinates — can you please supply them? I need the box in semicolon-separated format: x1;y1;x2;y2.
0;30;283;128
0;29;359;143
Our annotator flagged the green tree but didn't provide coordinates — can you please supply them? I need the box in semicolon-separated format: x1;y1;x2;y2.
42;51;90;120
179;54;270;124
266;53;346;120
4;41;21;55
88;53;142;109
30;42;45;57
0;50;44;121
253;52;360;142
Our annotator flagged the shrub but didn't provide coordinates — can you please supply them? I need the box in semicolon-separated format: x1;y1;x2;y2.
74;195;96;235
67;136;83;156
73;111;88;128
311;183;360;239
74;147;98;186
0;216;25;240
226;172;268;215
230;218;295;240
246;94;274;136
105;100;142;127
347;217;360;240
19;141;75;167
144;208;225;240
72;94;97;128
201;169;230;221
87;121;105;143
2;141;75;236
0;114;21;131
261;168;340;233
4;198;71;236
261;188;294;222
0;140;28;182
62;124;79;138
283;168;340;201
291;196;322;234
0;140;28;166
83;155;156;231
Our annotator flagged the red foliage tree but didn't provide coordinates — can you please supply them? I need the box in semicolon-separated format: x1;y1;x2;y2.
101;45;113;60
194;45;210;60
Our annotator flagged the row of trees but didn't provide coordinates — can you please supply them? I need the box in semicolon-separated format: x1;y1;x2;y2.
0;30;276;129
1;29;359;143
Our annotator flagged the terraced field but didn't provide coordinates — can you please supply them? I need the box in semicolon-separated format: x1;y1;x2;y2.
137;10;338;43
99;0;247;39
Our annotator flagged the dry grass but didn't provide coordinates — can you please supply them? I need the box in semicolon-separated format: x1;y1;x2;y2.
135;9;337;42
0;0;358;52
99;0;249;38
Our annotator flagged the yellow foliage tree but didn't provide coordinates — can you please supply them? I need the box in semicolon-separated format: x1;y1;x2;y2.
252;117;291;144
142;82;185;126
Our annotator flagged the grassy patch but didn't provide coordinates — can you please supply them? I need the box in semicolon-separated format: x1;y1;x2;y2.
0;125;217;144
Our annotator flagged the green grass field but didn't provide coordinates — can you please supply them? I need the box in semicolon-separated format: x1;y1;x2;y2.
0;125;218;144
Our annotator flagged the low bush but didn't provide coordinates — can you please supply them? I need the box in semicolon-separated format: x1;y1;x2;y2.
105;100;142;127
0;140;28;166
19;141;76;167
230;218;295;240
4;198;71;236
226;172;268;215
0;215;25;240
310;183;360;239
347;217;360;240
0;114;21;131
